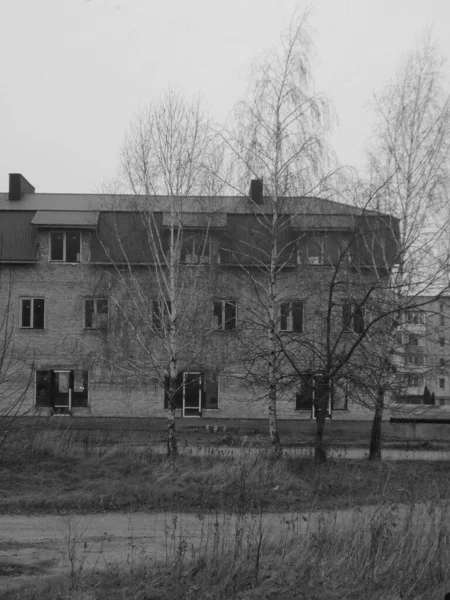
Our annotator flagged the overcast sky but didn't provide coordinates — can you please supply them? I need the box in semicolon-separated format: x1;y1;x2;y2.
1;0;450;194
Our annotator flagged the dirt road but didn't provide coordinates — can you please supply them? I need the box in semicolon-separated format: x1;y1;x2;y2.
0;503;435;593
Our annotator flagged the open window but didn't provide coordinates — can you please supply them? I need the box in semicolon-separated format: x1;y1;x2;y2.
181;231;210;264
50;231;81;262
214;299;237;330
35;369;88;410
343;302;366;334
280;301;303;332
84;298;108;329
21;298;45;329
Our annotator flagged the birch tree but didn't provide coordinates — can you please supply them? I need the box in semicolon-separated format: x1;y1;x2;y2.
94;90;221;456
222;9;334;457
364;34;450;459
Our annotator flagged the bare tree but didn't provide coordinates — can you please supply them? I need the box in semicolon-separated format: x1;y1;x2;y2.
363;33;450;458
93;90;221;456
221;9;334;457
0;269;33;453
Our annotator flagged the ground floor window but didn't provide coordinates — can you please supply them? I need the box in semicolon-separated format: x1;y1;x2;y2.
36;370;88;409
295;374;333;418
164;371;219;416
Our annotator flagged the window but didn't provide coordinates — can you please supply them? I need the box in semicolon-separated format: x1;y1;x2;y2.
440;378;446;390
343;302;365;334
407;375;423;388
152;299;172;330
21;298;45;329
295;374;314;410
181;232;210;264
441;314;445;327
407;354;424;366
280;301;303;333
306;235;324;265
35;369;88;408
213;299;237;331
440;337;446;348
164;372;219;410
84;298;108;329
50;231;81;262
440;358;446;368
407;333;424;347
406;311;424;325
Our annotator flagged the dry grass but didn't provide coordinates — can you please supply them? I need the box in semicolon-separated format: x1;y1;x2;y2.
5;497;450;599
0;429;450;514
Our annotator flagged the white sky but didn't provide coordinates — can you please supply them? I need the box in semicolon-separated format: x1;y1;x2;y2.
1;0;450;194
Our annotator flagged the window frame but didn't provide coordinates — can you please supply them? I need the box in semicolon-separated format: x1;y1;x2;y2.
20;297;45;329
180;231;211;265
280;301;304;333
440;378;445;390
35;369;89;408
84;297;108;330
343;302;366;334
49;231;82;263
213;299;237;331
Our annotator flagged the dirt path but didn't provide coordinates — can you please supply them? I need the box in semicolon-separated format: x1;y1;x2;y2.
0;503;433;592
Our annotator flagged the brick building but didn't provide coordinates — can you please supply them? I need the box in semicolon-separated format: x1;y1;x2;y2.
0;173;404;422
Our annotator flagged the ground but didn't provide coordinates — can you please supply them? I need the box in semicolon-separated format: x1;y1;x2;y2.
0;424;450;598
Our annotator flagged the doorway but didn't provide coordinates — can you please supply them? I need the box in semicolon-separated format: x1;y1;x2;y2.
183;372;202;417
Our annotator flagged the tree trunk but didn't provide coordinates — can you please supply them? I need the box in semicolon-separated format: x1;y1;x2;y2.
314;409;327;464
167;402;178;457
268;378;282;458
166;355;178;457
314;378;329;464
369;387;384;460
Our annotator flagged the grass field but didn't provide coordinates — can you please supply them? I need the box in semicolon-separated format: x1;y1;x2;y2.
1;429;450;514
2;429;450;599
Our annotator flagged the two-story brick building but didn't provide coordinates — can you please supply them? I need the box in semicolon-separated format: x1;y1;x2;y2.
0;173;405;422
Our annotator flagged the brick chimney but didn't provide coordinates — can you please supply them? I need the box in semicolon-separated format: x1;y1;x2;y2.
249;179;263;205
9;173;35;201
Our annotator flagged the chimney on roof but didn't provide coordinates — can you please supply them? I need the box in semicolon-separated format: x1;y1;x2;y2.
249;179;263;205
9;173;35;201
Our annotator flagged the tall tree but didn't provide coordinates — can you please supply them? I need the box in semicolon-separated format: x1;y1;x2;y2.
222;9;334;457
365;34;450;458
95;90;221;456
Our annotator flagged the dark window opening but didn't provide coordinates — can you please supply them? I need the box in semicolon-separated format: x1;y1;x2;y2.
85;298;108;329
296;374;314;410
50;232;64;261
21;298;45;329
214;299;237;331
35;369;88;408
164;373;183;409
50;231;81;262
280;301;303;333
181;232;210;264
343;302;365;334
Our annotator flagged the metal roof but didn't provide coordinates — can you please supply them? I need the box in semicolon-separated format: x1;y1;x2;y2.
0;211;38;262
0;191;371;216
31;211;99;227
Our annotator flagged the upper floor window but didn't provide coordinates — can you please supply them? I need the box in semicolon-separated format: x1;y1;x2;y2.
440;378;446;389
408;333;424;347
50;231;81;262
343;302;365;334
280;301;303;333
440;337;446;348
214;299;237;331
84;298;108;329
181;232;210;264
407;354;424;366
406;311;424;325
407;375;423;388
21;298;45;329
